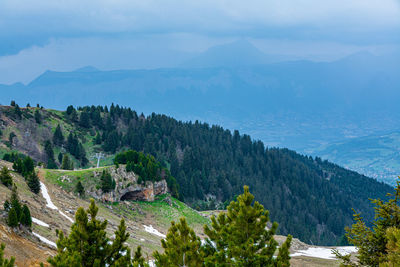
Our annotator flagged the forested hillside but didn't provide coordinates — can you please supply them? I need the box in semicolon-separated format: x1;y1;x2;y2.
0;104;393;246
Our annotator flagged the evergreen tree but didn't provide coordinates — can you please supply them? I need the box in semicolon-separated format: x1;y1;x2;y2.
27;172;41;194
20;204;32;228
75;181;84;196
47;199;147;267
0;243;15;267
14;105;21;119
79;111;91;128
3;200;10;212
100;170;115;193
22;156;34;176
12;159;23;173
34;109;42;124
203;186;292;266
44;140;57;169
7;208;18;228
10;185;21;221
381;227;400;267
53;125;64;146
153;218;203;267
61;154;73;170
58;152;63;164
0;167;12;187
94;132;102;145
336;180;400;266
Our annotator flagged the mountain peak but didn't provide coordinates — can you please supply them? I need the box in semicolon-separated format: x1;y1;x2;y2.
181;39;271;68
74;66;99;72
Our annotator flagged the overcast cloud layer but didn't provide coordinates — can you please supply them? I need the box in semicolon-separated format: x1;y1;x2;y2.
0;0;399;84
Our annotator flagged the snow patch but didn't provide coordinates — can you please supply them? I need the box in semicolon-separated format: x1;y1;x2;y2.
32;217;49;228
291;246;357;260
40;181;74;223
59;210;74;223
40;181;57;210
143;225;166;238
32;232;56;248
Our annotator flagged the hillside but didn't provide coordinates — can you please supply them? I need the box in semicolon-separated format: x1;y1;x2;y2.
0;159;210;265
0;104;393;246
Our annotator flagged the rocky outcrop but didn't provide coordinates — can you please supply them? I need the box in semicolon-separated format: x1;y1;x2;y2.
89;165;168;202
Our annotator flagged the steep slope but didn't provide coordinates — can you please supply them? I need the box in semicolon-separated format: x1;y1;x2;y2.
0;105;394;246
0;159;210;265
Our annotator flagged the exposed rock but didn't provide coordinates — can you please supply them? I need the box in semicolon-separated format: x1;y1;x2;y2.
88;165;168;202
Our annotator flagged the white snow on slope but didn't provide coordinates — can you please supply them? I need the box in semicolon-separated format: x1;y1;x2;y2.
32;217;49;228
40;181;74;223
32;232;56;248
143;225;166;238
291;246;357;260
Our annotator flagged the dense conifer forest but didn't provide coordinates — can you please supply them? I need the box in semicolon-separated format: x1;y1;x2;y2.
0;104;393;245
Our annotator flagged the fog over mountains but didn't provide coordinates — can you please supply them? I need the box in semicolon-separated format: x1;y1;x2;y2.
1;40;400;182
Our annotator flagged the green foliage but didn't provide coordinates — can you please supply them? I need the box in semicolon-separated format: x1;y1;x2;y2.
44;140;57;169
61;154;74;170
79;111;91;128
115;150;179;198
380;227;400;266
94;131;102;145
0;167;12;187
47;199;147;267
34;109;42;124
7;208;18;228
75;181;84;196
3;200;10;212
337;180;400;266
20;204;32;227
100;170;115;193
21;156;34;177
154;218;202;267
66;133;88;166
53;124;64;146
0;243;15;267
203;186;291;266
3;152;25;164
26;172;41;194
13;105;21;119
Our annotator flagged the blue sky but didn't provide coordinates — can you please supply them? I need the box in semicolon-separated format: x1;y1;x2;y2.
0;0;399;84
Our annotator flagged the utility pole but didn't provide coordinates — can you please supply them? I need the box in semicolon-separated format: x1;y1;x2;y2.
92;152;104;168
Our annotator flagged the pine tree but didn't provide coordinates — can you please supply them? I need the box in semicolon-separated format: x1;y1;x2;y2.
58;152;63;164
61;154;73;170
79;111;91;128
44;140;57;169
47;199;147;267
14;105;21;119
12;159;23;173
203;186;292;266
100;170;115;193
75;181;84;196
380;227;400;266
336;180;400;266
53;125;64;146
34;109;42;124
20;204;32;228
10;185;21;221
22;156;34;176
0;167;12;187
7;208;18;228
94;132;102;145
27;172;41;194
0;243;15;267
153;217;203;267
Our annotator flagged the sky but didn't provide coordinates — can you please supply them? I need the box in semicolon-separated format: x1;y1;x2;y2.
0;0;399;84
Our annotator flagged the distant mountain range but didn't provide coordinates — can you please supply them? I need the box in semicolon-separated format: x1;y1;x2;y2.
1;40;400;183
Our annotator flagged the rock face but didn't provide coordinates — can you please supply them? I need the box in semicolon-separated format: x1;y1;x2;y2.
89;166;168;202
